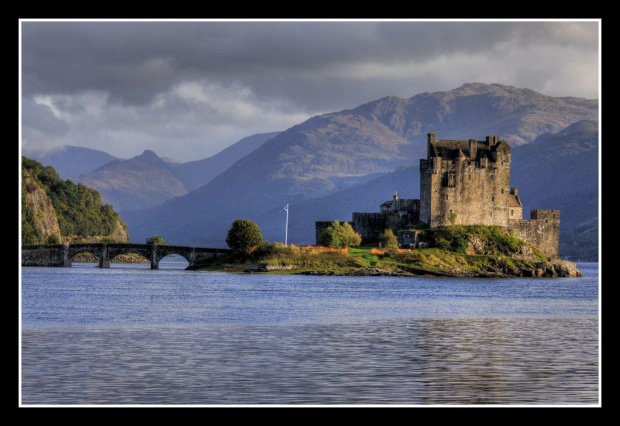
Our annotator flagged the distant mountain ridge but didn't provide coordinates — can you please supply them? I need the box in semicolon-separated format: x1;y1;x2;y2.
121;83;598;257
71;150;189;212
24;145;120;179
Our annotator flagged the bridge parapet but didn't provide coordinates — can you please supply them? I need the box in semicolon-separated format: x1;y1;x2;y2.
22;243;231;270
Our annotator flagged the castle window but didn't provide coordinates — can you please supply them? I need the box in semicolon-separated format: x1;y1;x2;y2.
490;212;493;218
490;175;494;181
511;210;514;216
442;172;456;188
468;175;471;181
501;189;504;194
492;196;495;202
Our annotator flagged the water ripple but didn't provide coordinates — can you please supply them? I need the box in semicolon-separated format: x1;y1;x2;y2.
22;318;598;405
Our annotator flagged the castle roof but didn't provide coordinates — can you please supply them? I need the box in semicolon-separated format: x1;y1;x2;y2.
508;193;522;207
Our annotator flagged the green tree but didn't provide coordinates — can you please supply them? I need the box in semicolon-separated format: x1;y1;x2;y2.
146;235;166;245
226;219;263;254
319;221;361;249
378;229;400;250
318;226;341;249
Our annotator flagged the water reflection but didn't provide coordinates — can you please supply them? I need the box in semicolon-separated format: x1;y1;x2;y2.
22;318;598;405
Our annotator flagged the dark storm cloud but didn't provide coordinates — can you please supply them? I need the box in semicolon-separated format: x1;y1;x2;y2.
22;21;599;110
20;20;599;160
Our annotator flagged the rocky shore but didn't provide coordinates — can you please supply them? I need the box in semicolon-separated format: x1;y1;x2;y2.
298;259;581;278
72;252;149;264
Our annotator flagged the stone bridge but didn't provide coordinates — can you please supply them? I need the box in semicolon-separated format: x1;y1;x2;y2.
22;243;231;270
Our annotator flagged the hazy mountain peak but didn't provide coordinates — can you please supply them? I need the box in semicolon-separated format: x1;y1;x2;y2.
556;119;599;136
24;145;120;179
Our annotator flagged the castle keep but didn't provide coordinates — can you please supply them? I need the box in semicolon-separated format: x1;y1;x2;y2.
316;132;560;259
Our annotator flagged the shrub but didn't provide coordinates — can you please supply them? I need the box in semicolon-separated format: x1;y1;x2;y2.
318;226;341;249
46;234;61;244
378;229;399;250
146;235;166;245
318;221;361;249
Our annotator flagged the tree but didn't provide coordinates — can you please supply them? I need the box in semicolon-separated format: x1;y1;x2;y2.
146;235;166;245
319;221;361;249
226;219;263;254
378;229;399;250
318;226;341;249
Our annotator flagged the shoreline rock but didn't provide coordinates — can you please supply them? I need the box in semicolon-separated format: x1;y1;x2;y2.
72;252;150;264
299;259;581;278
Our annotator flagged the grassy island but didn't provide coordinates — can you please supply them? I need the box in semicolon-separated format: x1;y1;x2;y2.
192;225;581;278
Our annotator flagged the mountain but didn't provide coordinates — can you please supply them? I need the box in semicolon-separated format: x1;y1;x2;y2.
23;145;121;179
173;132;281;191
510;120;599;261
72;150;189;212
121;83;598;250
21;157;128;244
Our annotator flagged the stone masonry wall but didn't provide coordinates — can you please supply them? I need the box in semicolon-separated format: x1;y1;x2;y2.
352;213;386;244
22;244;70;267
508;210;560;259
421;152;512;228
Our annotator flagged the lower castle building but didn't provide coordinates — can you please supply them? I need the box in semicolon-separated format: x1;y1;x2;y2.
316;132;560;259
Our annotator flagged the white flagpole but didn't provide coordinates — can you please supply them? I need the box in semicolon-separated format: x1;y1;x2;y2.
285;204;289;246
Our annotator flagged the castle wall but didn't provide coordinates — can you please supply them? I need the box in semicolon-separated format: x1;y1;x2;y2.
508;210;560;259
315;221;334;244
352;213;386;244
421;134;513;228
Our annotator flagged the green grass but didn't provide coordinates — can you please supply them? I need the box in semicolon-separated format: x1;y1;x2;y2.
195;224;553;276
346;246;380;267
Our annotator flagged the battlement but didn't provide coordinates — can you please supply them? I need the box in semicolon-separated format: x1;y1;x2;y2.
508;210;560;259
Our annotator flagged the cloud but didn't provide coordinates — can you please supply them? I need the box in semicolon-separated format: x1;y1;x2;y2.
20;19;600;161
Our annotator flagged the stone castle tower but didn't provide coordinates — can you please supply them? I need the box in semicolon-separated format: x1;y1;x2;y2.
420;132;520;227
420;132;559;258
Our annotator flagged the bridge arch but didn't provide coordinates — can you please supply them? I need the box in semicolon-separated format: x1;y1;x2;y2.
152;245;195;269
67;244;107;268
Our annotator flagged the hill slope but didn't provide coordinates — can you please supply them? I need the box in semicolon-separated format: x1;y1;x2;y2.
173;132;281;191
122;83;598;249
21;157;128;244
72;150;189;212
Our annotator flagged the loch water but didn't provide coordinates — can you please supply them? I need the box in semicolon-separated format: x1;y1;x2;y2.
20;259;599;406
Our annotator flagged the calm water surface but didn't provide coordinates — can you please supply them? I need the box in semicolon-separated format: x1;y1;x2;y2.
20;260;600;405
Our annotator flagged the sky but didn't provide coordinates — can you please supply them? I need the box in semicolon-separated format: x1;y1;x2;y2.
20;19;601;162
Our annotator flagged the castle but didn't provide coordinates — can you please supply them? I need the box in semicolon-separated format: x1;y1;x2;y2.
316;132;560;259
